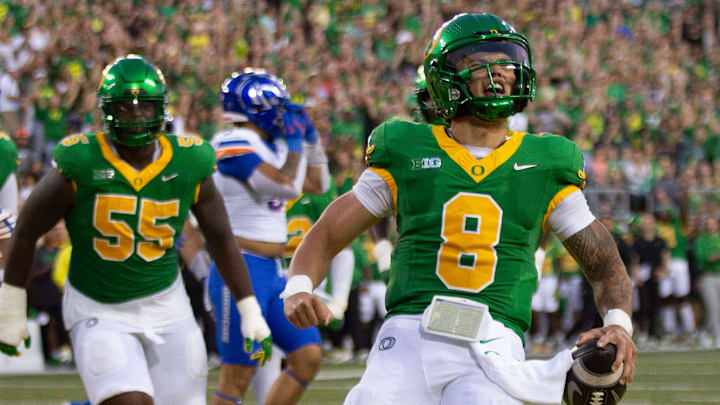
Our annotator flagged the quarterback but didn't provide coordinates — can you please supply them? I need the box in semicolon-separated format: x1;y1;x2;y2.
283;14;636;404
0;56;271;405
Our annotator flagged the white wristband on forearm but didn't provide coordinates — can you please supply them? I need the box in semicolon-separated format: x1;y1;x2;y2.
304;142;328;167
603;308;633;337
279;275;314;299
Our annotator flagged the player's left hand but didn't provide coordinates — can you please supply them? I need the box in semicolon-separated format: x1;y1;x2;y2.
0;283;31;357
0;337;30;357
576;325;637;385
324;298;347;330
236;296;273;366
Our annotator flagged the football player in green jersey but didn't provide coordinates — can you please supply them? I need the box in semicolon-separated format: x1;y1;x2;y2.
0;55;272;405
0;131;18;271
282;13;636;404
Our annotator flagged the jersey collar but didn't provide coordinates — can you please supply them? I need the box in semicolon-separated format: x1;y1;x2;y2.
431;126;525;183
97;132;173;192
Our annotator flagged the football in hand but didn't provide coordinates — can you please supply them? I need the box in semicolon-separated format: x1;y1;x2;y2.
563;338;627;405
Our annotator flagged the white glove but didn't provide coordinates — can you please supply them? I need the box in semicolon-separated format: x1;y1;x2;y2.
326;298;347;320
373;239;393;273
0;283;30;352
237;296;271;342
236;295;272;365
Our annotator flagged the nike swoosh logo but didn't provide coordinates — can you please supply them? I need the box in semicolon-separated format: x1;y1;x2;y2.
161;174;178;182
567;380;582;405
514;163;539;170
479;337;502;344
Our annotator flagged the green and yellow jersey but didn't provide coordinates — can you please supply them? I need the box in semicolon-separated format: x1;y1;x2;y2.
53;132;215;303
540;236;564;278
285;181;337;259
0;132;18;189
351;232;379;288
656;219;687;260
365;119;585;337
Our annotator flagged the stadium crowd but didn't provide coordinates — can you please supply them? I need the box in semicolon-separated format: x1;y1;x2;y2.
0;0;719;369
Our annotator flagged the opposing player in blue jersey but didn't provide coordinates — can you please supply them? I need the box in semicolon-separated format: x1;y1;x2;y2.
207;69;329;405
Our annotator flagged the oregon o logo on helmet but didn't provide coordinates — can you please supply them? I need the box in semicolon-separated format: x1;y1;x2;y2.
379;337;396;350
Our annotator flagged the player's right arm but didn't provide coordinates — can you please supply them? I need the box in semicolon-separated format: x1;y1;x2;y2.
0;168;74;354
215;135;304;200
283;191;382;329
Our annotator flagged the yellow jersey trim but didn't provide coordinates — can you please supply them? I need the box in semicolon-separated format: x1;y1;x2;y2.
97;132;173;192
369;167;398;213
285;193;304;212
542;185;582;231
432;126;526;183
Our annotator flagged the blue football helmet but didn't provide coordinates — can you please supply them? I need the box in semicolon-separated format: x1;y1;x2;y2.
221;68;289;138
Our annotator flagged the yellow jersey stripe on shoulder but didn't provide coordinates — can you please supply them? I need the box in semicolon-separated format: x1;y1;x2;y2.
369;167;398;213
542;185;582;232
285;193;304;212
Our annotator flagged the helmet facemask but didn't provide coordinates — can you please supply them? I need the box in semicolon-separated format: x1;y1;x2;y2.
97;55;169;147
424;13;536;122
102;98;166;146
443;39;534;121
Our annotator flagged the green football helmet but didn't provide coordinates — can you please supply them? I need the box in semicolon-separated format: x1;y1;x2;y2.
97;55;169;146
423;13;535;122
414;65;447;126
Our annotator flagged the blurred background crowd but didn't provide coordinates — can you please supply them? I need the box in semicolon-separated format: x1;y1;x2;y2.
1;0;720;366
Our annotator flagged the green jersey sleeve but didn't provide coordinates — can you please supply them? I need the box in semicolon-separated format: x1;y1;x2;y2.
156;134;217;190
544;134;586;189
0;132;18;188
53;133;93;181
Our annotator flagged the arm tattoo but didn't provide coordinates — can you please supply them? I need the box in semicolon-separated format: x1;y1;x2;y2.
562;220;633;316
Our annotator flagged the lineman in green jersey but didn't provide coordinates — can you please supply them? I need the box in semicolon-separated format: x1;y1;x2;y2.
0;56;272;405
282;14;636;405
0;131;18;271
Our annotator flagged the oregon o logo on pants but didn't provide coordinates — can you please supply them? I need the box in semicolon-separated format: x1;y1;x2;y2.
379;337;396;350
